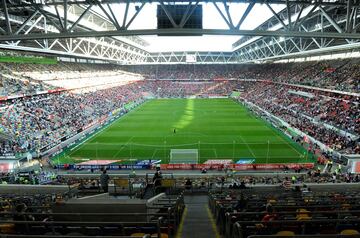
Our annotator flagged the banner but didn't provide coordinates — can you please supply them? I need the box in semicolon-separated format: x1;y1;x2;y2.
204;159;232;164
60;164;151;170
236;159;255;164
160;163;314;170
0;163;10;172
0;88;65;102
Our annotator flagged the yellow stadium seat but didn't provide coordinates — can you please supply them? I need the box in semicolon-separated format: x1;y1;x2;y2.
0;224;15;233
340;229;360;235
131;233;146;237
275;230;295;236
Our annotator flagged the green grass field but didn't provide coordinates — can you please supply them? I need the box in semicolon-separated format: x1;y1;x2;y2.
53;98;314;165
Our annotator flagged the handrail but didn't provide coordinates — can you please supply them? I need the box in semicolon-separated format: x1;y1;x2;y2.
0;235;151;238
0;212;171;216
0;220;160;225
232;221;242;238
145;173;174;185
156;216;164;238
225;210;360;216
233;218;360;225
248;236;360;238
210;201;360;207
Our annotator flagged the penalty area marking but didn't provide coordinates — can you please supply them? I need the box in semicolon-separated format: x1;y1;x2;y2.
66;101;149;157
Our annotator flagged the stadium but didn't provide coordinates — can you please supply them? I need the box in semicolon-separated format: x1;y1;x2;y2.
0;0;360;237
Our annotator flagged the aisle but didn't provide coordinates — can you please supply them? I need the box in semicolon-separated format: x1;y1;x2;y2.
177;195;220;238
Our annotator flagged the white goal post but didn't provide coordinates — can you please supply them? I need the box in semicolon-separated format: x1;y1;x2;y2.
170;149;199;164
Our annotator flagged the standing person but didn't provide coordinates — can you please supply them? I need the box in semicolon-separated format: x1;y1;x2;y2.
153;167;162;187
173;128;176;134
328;160;333;172
337;163;342;173
100;170;110;193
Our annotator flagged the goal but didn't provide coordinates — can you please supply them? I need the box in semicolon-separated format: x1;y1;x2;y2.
170;149;199;164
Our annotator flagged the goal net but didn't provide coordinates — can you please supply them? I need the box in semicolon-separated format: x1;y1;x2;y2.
170;149;199;164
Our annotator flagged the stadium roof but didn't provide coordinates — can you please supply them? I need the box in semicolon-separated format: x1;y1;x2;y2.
1;0;360;64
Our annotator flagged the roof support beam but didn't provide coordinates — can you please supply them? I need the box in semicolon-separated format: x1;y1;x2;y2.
213;2;233;29
293;4;304;30
0;27;6;35
68;5;92;32
286;0;292;29
236;2;255;29
35;7;63;32
2;0;12;34
159;1;178;28
97;1;120;30
125;2;146;29
1;0;356;9
319;6;343;34
121;0;130;29
266;3;288;30
14;10;39;35
53;1;64;30
3;29;360;41
179;1;200;28
319;6;351;43
223;1;234;28
293;4;317;29
345;0;354;33
64;0;68;31
300;24;321;48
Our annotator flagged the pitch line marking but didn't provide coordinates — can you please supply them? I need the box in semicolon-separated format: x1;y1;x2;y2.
213;148;218;159
238;135;257;159
268;129;303;157
66;100;148;157
111;136;134;160
151;149;159;160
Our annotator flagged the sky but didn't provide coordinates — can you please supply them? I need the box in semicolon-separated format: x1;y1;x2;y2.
103;3;285;52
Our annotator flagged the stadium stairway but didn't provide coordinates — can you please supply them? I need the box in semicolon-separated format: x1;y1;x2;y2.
178;195;220;238
142;184;155;199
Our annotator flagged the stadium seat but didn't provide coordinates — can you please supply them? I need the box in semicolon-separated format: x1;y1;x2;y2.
340;229;360;235
275;231;295;236
151;233;169;238
131;233;147;237
0;224;15;233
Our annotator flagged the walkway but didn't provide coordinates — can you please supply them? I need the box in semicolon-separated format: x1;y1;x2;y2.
177;195;220;238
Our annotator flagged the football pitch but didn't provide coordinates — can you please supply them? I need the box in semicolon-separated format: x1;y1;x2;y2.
53;98;313;165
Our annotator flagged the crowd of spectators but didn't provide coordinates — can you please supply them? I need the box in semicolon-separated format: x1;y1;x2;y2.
0;81;146;155
238;81;359;154
0;80;236;155
123;59;360;93
0;63;47;96
0;78;358;156
2;57;360;98
0;62;146;97
0;59;359;157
